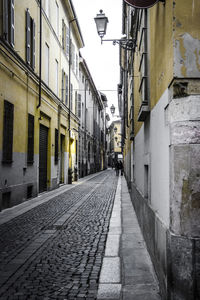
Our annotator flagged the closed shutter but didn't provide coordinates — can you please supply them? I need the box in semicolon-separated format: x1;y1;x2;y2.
65;74;68;105
61;69;64;102
10;0;14;47
26;9;30;65
2;100;14;163
32;20;35;69
78;94;81;118
75;91;78;116
66;26;69;56
39;125;48;192
55;129;58;164
27;114;34;163
3;0;8;41
70;83;73;111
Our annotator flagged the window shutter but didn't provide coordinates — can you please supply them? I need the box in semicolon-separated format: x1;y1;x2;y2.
32;20;35;69
66;26;69;56
75;91;78;116
2;100;14;163
3;0;8;41
72;43;75;71
62;19;64;50
26;9;31;65
70;83;73;111
65;74;68;105
61;69;64;102
10;0;14;47
27;114;34;163
78;94;81;118
55;129;58;164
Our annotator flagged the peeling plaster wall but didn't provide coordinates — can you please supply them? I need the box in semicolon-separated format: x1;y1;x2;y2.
174;33;200;78
173;0;200;78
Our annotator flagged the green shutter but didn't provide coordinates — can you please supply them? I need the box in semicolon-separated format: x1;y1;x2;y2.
32;20;35;69
26;9;31;65
55;129;58;164
10;0;14;47
27;114;34;163
3;0;8;41
2;100;14;163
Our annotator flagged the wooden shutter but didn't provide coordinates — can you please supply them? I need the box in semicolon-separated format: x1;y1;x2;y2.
10;0;14;47
66;26;69;56
27;114;34;163
78;94;81;118
61;69;64;102
32;20;35;69
3;0;8;41
65;74;68;105
55;129;58;164
26;9;31;65
70;83;73;111
2;100;14;163
75;91;78;116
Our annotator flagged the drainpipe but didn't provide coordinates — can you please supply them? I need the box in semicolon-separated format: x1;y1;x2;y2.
68;18;76;170
37;0;42;108
84;78;89;176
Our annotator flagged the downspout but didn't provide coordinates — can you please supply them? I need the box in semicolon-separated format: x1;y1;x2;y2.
37;0;42;108
68;18;76;170
84;78;89;176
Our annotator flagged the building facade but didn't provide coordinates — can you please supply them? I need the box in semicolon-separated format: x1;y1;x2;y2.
120;0;200;299
0;0;110;211
108;119;122;167
78;57;107;178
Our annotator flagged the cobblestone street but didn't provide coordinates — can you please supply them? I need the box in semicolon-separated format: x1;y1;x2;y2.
0;171;118;300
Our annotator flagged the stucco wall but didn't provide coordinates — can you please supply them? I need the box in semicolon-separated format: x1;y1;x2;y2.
133;88;170;226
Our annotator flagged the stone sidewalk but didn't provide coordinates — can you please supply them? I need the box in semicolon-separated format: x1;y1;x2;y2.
97;175;161;300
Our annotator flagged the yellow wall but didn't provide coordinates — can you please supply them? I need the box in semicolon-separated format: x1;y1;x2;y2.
149;0;174;109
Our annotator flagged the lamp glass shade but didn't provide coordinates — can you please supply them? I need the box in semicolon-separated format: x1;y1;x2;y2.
94;10;108;38
110;104;115;115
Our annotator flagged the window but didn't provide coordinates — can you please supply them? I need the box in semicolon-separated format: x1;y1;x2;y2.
78;94;81;118
70;83;73;111
45;43;49;85
71;43;75;71
61;70;68;105
61;69;64;102
62;19;66;51
55;129;58;164
26;9;35;69
65;74;68;105
75;91;78;116
3;0;15;47
27;114;34;164
55;59;58;95
66;26;69;56
76;54;78;76
2;100;14;163
55;2;59;37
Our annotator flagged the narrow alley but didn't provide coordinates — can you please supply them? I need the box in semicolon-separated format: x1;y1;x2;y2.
0;170;160;300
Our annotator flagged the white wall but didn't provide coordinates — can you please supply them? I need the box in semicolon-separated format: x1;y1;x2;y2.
134;89;170;227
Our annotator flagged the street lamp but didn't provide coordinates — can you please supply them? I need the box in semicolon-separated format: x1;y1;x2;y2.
110;104;115;115
94;10;135;50
94;10;108;40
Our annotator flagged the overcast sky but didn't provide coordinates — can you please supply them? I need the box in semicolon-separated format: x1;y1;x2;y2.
73;0;122;116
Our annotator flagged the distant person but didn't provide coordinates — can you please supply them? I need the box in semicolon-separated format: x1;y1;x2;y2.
115;161;119;176
119;161;124;176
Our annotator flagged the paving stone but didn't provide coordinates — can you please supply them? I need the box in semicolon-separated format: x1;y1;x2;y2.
97;283;121;299
99;257;121;283
0;171;117;299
